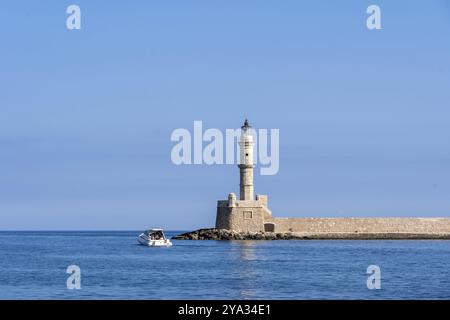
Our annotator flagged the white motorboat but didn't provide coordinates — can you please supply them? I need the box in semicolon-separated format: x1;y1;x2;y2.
138;229;172;247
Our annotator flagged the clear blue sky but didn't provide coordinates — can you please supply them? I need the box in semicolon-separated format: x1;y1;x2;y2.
1;1;450;230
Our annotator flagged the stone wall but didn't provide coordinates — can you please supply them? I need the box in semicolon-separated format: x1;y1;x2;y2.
256;194;268;207
271;217;450;234
215;204;232;230
216;205;267;232
216;198;272;232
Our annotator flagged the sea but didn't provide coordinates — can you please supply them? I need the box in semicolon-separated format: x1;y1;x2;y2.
0;231;450;300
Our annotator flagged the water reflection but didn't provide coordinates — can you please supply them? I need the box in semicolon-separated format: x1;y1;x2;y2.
229;241;264;299
236;240;258;261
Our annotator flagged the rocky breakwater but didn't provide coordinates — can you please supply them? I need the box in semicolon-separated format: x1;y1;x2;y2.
172;228;303;240
172;228;450;240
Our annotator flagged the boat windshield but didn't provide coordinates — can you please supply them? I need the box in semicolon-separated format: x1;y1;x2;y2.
144;230;165;240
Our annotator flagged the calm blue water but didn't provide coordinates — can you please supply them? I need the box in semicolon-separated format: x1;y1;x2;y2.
1;231;450;299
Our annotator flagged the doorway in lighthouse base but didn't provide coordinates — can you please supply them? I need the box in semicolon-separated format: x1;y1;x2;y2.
264;223;275;232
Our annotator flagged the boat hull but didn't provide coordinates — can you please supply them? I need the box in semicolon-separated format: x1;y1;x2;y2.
138;234;172;247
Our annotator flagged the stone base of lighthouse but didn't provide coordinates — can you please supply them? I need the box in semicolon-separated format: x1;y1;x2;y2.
215;193;275;233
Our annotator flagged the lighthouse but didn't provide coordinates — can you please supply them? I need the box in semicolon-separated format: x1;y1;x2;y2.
239;119;255;200
215;119;272;232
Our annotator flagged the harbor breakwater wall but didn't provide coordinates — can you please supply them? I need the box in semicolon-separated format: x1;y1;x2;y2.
270;217;450;234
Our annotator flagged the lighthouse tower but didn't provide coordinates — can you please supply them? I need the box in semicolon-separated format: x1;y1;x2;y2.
239;119;254;200
215;119;272;232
